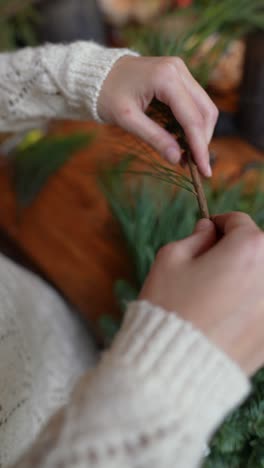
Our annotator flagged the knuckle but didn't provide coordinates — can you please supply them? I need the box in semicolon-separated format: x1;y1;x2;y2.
227;212;255;234
156;243;175;262
230;210;247;218
173;56;185;69
231;211;252;224
116;101;133;124
154;59;175;81
213;103;219;119
208;103;219;123
156;242;182;264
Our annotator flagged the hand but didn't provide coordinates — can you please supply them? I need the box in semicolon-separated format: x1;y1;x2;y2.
97;55;219;177
139;213;264;376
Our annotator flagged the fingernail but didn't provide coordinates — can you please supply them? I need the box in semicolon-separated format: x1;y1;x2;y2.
206;163;212;177
195;219;213;231
165;147;180;164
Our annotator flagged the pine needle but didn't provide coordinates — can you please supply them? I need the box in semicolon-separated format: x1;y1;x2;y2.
143;98;209;217
100;99;209;218
186;152;210;218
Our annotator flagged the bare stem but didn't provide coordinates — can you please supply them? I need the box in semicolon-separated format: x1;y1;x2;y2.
186;152;210;219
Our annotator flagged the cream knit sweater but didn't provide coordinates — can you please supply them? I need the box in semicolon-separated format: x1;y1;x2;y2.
0;42;250;468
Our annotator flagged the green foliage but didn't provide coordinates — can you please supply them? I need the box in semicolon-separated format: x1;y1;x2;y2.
0;0;37;51
100;168;196;287
125;0;264;86
203;368;264;467
99;166;264;467
13;133;94;206
100;169;263;301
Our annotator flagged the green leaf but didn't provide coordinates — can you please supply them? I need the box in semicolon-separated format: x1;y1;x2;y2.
13;133;94;206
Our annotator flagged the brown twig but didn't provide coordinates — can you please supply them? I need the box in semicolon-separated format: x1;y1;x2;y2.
186;152;210;219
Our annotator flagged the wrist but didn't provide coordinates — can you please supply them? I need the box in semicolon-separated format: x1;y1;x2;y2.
97;54;140;122
102;301;250;446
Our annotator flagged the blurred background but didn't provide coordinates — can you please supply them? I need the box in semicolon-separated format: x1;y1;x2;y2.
1;0;263;146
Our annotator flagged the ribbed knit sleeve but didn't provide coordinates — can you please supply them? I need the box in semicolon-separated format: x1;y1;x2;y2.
0;41;138;132
13;301;250;468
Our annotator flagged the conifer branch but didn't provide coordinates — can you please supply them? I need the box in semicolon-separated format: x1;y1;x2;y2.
147;99;210;219
186;152;210;219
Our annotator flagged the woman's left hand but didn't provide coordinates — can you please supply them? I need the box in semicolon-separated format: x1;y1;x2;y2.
97;55;219;177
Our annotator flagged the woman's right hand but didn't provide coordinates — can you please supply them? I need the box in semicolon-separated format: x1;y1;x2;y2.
139;212;264;376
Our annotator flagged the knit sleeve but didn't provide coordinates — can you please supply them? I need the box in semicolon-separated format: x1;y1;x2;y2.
0;42;138;132
12;301;250;468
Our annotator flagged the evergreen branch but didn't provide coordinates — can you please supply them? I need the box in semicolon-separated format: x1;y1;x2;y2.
187;152;210;218
101;97;209;219
140;154;192;184
147;98;209;219
106;168;196;194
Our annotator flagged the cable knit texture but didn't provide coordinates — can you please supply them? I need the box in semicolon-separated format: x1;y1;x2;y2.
12;301;250;468
0;254;97;468
0;41;138;132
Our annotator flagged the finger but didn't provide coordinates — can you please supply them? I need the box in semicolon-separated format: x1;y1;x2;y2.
175;59;219;143
211;212;259;235
194;218;215;234
158;78;211;177
178;219;217;259
117;104;182;164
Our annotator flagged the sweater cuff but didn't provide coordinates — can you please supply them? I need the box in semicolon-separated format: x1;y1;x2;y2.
63;41;139;122
110;301;251;445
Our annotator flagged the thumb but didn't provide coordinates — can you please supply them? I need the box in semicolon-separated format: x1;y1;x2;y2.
180;219;217;258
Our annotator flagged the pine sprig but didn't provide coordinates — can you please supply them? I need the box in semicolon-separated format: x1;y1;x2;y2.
103;98;210;219
103;153;195;194
99;98;210;225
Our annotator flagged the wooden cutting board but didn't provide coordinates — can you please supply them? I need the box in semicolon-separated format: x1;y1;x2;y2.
0;120;262;338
